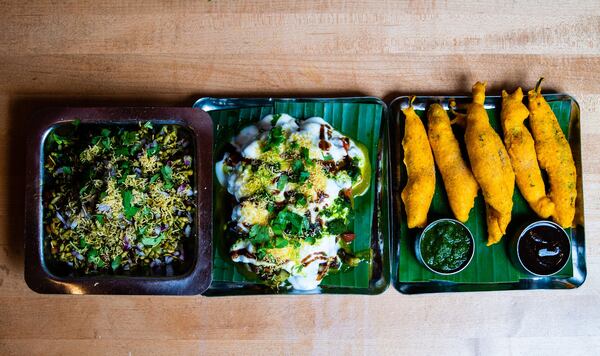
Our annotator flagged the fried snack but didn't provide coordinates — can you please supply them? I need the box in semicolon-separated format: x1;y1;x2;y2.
501;88;554;218
427;103;478;222
401;97;435;228
528;78;577;228
461;82;515;245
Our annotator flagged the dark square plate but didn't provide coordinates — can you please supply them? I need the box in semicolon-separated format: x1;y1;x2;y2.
24;107;213;295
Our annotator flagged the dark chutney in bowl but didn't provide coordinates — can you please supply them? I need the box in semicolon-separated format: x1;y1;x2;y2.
515;221;571;276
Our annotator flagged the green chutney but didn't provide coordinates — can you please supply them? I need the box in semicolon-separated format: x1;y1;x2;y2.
420;221;472;272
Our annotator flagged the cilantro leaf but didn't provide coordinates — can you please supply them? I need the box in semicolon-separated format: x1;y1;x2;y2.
295;195;307;207
120;131;138;146
249;225;270;244
262;126;285;152
150;174;160;183
327;219;348;235
95;214;105;225
292;159;303;173
147;144;160;157
271;210;309;236
87;248;105;268
161;165;173;180
141;234;164;247
275;237;289;248
298;171;310;183
271;113;282;125
256;248;267;260
111;255;122;271
122;190;139;219
277;174;288;191
114;147;129;156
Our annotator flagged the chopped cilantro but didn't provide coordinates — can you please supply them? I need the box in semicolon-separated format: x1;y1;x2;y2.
298;171;310;183
262;126;285;152
292;159;303;173
141;234;164;247
111;255;122;271
275;237;288;248
256;248;267;260
161;165;173;183
147;144;160;156
295;195;307;207
120;131;137;146
327;219;348;235
300;147;310;159
87;249;105;268
121;190;139;219
51;132;67;145
249;225;271;244
271;113;282;125
271;209;309;236
277;174;288;191
114;147;129;156
95;214;105;225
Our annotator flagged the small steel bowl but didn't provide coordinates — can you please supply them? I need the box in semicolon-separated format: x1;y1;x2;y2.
510;220;572;277
415;218;475;276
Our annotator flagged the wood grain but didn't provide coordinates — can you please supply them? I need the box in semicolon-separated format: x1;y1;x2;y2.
1;1;600;355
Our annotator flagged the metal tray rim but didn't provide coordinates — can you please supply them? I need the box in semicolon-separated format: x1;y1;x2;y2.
24;107;214;295
388;94;587;294
195;96;392;296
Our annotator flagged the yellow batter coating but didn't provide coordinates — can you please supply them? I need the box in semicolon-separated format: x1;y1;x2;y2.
501;88;554;218
427;103;478;222
528;78;577;228
401;97;435;228
462;82;515;245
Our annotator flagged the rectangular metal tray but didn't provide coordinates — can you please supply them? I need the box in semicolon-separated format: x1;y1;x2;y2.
24;107;214;295
194;97;392;295
389;94;586;294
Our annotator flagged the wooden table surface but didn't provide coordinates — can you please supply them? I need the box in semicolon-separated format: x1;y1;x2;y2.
1;1;600;355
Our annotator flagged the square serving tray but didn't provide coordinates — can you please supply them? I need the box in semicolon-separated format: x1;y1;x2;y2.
194;97;391;295
24;107;213;295
389;94;586;294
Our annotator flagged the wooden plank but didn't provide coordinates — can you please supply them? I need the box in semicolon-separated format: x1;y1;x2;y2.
0;1;600;354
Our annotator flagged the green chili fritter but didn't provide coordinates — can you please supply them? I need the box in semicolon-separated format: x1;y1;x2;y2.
43;121;195;275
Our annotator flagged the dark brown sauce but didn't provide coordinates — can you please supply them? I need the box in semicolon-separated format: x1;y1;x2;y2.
518;222;570;275
230;249;256;260
319;124;331;150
